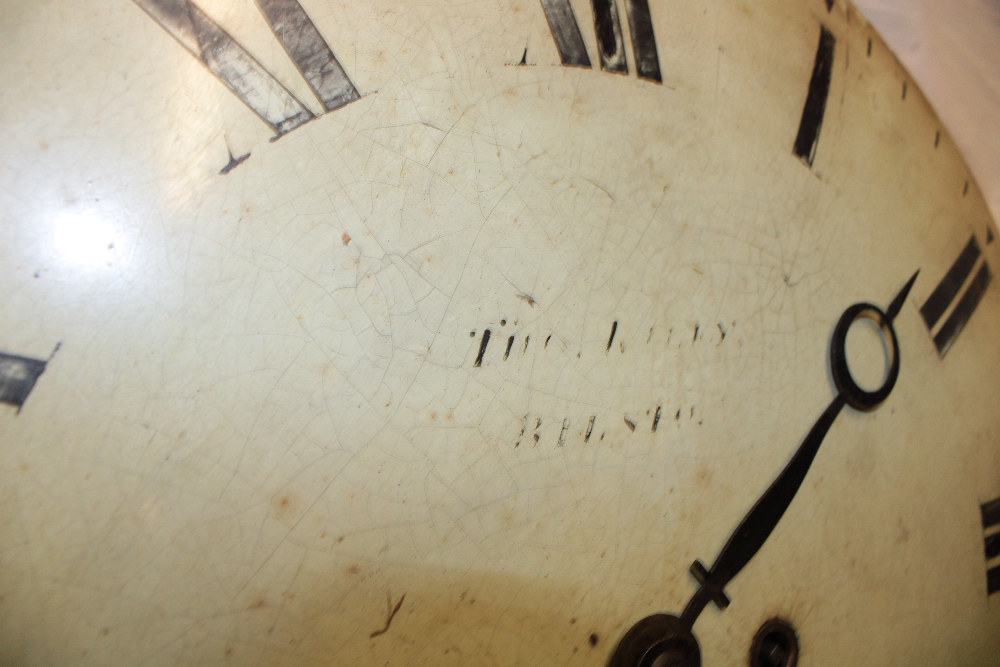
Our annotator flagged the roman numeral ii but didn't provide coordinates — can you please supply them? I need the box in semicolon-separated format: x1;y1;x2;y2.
920;235;992;357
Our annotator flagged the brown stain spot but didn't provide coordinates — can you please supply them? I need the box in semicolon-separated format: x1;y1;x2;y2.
445;411;454;422
248;596;268;610
18;464;28;474
342;231;351;245
897;518;910;544
337;535;345;544
273;491;296;517
38;140;49;150
695;460;713;489
347;565;361;575
589;633;599;647
100;627;110;636
429;411;437;421
84;474;91;481
224;647;234;658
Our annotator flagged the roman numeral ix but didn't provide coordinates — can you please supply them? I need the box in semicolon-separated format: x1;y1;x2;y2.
133;0;359;137
920;235;992;357
981;496;1000;596
0;351;49;413
539;0;662;82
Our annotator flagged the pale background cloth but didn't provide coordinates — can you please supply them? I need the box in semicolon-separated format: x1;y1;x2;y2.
853;0;1000;224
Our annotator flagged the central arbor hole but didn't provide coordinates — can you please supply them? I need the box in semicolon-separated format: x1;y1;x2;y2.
844;316;891;392
750;619;799;667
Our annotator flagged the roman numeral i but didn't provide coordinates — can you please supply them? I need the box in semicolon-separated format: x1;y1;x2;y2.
540;0;662;82
134;0;359;137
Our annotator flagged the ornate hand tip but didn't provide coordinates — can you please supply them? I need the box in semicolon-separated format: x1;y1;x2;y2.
886;269;920;321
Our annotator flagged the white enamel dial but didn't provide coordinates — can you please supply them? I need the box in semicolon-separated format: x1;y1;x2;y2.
0;1;998;665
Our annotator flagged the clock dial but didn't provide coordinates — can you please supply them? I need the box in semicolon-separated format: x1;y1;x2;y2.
0;0;998;665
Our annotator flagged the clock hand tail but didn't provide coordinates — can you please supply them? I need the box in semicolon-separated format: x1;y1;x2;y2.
679;393;847;629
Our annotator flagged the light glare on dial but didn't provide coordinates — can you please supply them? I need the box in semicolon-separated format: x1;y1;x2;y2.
51;210;119;268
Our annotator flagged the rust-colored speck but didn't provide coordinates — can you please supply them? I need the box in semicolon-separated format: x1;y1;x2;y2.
274;492;295;515
342;231;351;245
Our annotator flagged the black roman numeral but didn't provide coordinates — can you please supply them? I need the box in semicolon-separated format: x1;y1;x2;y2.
591;0;628;74
134;0;358;137
793;26;835;166
920;235;993;357
981;496;1000;596
624;0;662;82
0;351;48;412
255;0;360;112
540;0;662;82
540;0;592;68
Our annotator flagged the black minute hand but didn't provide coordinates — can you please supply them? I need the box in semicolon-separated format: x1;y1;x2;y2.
678;270;919;629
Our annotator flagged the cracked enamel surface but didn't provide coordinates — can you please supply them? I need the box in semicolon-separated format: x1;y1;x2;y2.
0;0;998;665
